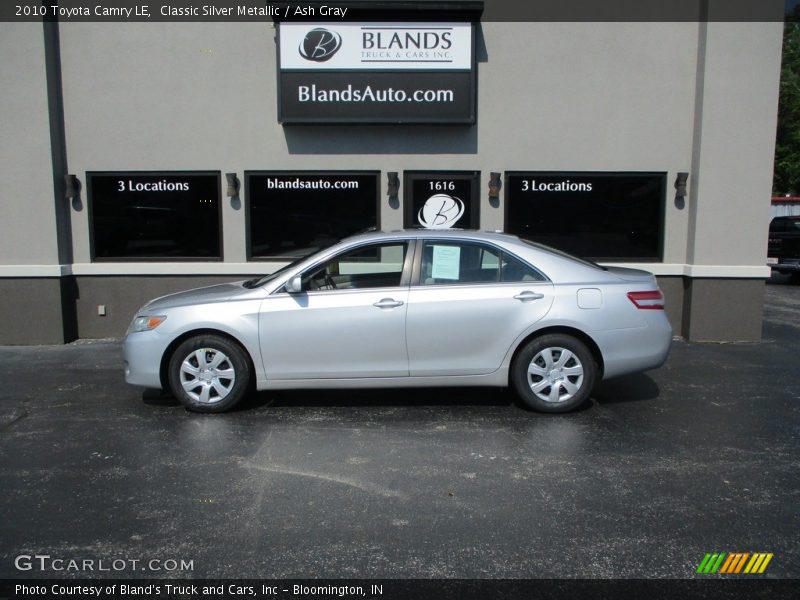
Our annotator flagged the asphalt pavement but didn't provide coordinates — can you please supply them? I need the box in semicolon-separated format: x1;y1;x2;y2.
0;275;798;580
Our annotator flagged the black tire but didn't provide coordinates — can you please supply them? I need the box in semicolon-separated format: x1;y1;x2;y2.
789;272;800;284
167;334;252;413
511;334;597;413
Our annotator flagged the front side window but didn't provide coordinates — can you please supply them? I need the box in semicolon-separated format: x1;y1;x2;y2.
302;243;408;291
420;241;544;285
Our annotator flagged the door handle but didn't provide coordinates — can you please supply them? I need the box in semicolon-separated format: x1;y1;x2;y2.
373;298;404;309
514;291;544;301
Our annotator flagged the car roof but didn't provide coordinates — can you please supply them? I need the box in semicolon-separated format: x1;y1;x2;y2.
343;229;524;244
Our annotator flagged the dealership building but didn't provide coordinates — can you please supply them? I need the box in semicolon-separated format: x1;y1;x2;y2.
0;1;784;344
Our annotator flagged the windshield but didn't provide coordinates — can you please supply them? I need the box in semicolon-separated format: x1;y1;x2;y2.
242;252;317;289
520;239;608;271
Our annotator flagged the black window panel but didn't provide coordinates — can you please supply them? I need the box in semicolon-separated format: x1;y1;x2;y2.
505;172;666;262
404;171;479;230
88;172;221;261
247;172;379;259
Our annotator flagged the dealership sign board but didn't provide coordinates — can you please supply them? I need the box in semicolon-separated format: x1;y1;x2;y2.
277;22;476;124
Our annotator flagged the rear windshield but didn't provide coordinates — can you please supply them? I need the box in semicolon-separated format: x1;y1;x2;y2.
771;218;800;232
519;239;607;271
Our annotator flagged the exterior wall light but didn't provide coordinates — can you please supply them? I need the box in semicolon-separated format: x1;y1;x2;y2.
65;174;81;200
488;172;502;201
225;172;240;197
675;172;689;199
387;172;400;201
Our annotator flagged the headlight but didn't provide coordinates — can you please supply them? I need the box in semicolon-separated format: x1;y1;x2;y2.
127;315;167;334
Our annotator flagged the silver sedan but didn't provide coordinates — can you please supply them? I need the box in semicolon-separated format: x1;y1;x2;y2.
123;230;672;413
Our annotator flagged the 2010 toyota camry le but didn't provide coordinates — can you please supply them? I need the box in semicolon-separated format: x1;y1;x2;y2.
123;230;672;413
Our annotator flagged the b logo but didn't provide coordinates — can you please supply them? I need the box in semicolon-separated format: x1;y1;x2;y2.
418;194;465;229
299;28;342;62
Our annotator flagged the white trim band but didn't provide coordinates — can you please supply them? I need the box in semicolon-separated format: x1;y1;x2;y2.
69;262;290;276
0;264;72;277
0;263;289;277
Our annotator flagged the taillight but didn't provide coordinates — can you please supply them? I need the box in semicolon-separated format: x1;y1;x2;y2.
627;290;664;310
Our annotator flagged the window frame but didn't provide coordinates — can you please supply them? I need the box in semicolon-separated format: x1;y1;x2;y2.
410;238;549;287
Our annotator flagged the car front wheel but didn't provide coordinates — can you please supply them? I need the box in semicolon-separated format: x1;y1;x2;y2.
512;334;597;413
167;334;251;413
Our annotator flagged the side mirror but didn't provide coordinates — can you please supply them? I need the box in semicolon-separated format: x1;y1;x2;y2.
285;275;303;294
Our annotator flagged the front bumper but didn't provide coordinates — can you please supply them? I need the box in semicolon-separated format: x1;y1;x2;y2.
123;330;172;389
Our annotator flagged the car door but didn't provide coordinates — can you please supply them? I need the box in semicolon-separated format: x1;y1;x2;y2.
259;240;413;380
406;239;554;376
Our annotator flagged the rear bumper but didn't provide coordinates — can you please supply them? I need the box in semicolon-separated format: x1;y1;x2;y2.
593;314;673;380
123;331;171;389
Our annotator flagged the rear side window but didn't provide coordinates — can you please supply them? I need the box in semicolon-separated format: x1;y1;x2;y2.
501;252;545;282
420;241;545;285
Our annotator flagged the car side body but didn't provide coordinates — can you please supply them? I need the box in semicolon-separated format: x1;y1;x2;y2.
123;230;672;412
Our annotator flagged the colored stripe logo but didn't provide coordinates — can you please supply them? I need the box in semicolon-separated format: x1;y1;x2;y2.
697;552;773;574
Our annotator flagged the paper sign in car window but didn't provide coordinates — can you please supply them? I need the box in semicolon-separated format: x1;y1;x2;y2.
431;245;461;280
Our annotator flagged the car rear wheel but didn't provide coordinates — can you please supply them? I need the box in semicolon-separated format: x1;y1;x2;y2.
167;334;251;413
512;334;596;413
